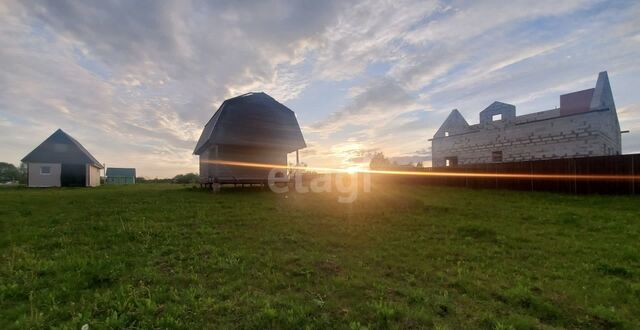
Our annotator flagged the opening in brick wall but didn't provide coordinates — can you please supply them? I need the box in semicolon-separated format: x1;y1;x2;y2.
445;156;458;167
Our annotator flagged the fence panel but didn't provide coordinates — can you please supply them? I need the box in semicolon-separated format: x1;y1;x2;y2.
373;154;639;195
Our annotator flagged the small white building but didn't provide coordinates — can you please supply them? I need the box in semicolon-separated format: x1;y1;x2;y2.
21;129;103;187
431;72;623;167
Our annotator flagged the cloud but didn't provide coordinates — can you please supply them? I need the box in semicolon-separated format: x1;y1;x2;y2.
312;0;440;80
310;78;422;134
1;0;639;175
403;0;598;45
1;0;344;177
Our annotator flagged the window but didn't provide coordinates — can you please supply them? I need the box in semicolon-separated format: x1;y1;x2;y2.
444;131;449;137
40;166;51;175
492;151;503;162
445;156;458;167
492;114;502;121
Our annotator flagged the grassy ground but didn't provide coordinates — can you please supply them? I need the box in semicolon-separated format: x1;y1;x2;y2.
1;183;639;329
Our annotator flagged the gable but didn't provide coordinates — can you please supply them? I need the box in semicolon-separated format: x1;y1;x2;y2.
479;101;516;124
590;71;616;111
22;129;103;168
434;109;469;138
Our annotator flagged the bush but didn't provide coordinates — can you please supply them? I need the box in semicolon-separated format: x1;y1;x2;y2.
0;162;20;183
173;173;199;184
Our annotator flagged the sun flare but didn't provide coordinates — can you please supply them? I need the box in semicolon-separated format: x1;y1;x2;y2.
345;166;361;174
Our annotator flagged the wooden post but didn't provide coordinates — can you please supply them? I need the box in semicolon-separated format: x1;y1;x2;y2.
296;150;299;165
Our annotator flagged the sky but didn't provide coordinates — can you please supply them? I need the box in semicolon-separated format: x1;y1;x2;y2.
1;0;639;178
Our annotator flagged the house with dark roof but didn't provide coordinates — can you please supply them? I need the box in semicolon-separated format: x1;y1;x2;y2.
21;129;104;187
106;167;136;184
431;72;623;167
194;92;306;185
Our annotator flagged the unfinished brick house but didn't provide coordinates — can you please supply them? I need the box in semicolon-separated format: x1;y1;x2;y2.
431;72;623;167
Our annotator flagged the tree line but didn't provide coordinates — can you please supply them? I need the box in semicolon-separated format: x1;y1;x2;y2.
135;173;200;184
0;162;27;183
369;152;424;170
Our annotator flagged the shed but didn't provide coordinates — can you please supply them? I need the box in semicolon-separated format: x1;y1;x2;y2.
106;168;136;184
194;92;306;184
21;129;103;187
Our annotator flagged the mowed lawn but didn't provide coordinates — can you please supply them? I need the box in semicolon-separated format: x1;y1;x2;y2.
1;183;639;329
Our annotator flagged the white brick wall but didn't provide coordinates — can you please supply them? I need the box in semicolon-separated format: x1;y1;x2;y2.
432;109;621;167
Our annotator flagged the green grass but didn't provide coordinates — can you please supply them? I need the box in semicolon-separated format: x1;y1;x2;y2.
1;183;639;329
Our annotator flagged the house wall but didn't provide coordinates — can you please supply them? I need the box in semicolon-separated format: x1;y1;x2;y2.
432;109;621;167
199;144;288;179
28;162;61;187
199;148;212;179
106;176;135;184
86;164;101;187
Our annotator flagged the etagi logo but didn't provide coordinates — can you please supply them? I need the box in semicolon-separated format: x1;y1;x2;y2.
267;168;371;203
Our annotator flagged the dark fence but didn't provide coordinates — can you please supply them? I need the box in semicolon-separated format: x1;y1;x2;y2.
373;154;640;195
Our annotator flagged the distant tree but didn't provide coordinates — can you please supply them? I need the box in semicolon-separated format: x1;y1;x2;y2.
136;177;147;183
173;173;199;184
18;163;28;184
369;152;390;170
147;177;172;183
0;162;20;182
416;161;424;168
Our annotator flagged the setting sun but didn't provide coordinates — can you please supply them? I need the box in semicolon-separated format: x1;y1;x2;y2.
345;166;361;174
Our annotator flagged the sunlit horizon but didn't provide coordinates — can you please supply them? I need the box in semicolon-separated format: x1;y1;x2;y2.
205;159;640;181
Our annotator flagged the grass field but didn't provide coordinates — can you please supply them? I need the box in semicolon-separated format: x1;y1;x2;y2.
1;183;639;329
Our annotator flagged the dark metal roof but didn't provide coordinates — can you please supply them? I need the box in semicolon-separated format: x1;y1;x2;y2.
194;92;306;154
21;129;104;168
106;167;136;177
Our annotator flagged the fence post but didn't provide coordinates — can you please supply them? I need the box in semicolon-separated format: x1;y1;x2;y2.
530;162;533;192
573;159;577;195
465;166;468;188
632;156;636;195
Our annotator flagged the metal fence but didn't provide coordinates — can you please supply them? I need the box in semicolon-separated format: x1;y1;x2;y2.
374;154;640;195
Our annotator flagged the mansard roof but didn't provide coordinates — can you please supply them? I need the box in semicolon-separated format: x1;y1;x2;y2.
194;92;306;154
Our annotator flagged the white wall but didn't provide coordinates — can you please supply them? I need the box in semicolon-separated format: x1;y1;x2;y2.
28;163;61;187
86;164;101;187
432;109;621;166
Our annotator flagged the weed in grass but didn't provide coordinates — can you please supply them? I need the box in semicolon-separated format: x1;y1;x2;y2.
457;225;498;243
588;305;624;329
596;263;633;278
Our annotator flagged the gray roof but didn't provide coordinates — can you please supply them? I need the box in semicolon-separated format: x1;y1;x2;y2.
21;129;103;168
194;92;306;154
106;167;136;177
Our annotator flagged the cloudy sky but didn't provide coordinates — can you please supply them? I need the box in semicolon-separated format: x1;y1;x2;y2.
1;0;639;177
